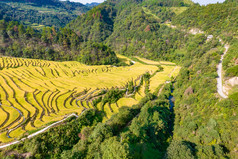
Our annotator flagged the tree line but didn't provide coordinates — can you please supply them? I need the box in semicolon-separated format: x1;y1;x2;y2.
0;20;118;65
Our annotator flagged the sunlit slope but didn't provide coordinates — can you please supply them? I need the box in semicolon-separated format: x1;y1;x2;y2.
0;55;179;143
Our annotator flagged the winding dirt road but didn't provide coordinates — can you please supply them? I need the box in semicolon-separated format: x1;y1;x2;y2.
217;44;229;98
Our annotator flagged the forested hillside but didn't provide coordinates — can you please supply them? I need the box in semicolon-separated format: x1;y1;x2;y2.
0;0;238;158
0;20;118;65
170;0;238;158
172;0;238;77
172;0;238;40
68;0;193;61
172;0;238;96
0;0;89;28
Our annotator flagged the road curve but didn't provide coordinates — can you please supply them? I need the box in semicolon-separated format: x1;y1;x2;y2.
217;44;229;98
0;113;79;149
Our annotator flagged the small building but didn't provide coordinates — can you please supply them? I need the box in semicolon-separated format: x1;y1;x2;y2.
207;35;213;41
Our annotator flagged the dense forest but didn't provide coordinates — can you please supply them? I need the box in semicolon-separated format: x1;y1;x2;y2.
0;0;238;158
0;0;89;28
172;0;238;75
172;1;238;41
0;20;118;65
67;0;193;61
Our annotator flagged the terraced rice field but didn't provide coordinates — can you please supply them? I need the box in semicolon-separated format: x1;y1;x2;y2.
135;56;176;65
150;66;181;92
0;55;179;143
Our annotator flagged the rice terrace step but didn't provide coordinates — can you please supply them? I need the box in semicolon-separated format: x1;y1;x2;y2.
0;55;180;144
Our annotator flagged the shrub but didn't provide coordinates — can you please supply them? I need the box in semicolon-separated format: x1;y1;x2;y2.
226;65;238;77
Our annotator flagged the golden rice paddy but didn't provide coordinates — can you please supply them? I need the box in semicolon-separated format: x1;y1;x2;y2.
0;55;179;143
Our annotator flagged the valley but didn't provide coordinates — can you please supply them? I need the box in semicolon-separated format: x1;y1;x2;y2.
0;0;237;158
0;55;179;144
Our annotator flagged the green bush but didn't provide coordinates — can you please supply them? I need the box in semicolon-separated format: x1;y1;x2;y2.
229;92;238;106
226;65;238;77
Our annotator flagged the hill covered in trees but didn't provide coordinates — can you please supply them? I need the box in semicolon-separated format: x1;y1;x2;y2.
67;0;194;61
0;0;238;158
172;0;238;99
0;20;118;65
0;0;89;28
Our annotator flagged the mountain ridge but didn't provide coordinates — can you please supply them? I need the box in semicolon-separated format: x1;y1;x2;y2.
67;0;194;60
86;2;101;7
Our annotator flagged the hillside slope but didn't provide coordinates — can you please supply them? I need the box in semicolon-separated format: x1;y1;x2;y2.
68;0;193;60
0;20;118;65
0;0;238;158
170;1;238;158
0;0;89;28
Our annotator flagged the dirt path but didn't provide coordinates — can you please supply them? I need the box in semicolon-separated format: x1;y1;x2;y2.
217;44;229;98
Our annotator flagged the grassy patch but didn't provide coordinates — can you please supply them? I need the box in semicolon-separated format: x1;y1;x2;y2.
170;7;188;15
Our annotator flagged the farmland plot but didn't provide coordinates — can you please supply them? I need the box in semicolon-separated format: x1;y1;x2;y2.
0;55;179;143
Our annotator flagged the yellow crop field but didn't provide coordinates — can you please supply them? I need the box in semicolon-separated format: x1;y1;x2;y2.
135;56;176;66
150;66;181;93
135;56;161;65
0;55;179;143
170;7;188;15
